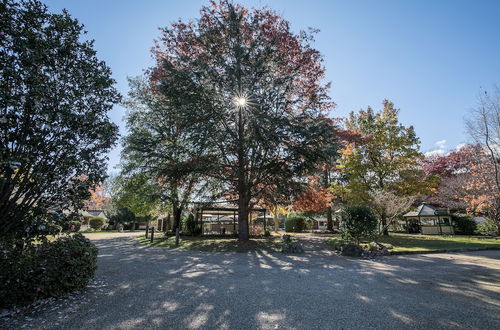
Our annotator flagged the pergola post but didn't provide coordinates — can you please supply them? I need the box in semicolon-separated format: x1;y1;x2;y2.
233;210;236;234
200;209;204;236
263;209;267;233
437;215;443;235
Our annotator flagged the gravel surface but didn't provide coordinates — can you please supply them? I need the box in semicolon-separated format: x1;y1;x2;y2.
2;235;499;329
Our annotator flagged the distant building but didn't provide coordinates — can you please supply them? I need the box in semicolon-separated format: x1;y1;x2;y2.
80;209;107;229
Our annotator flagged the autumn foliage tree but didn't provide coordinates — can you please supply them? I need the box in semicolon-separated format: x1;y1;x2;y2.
293;175;335;228
151;1;337;240
424;143;500;232
84;184;111;211
336;100;433;235
423;145;479;212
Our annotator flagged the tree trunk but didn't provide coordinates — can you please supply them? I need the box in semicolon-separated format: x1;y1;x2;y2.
273;211;279;233
238;196;249;241
381;213;389;236
326;207;333;231
175;227;180;246
166;213;171;232
172;206;182;232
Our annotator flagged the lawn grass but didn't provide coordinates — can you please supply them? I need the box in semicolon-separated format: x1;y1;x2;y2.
327;233;500;252
137;235;283;253
377;233;500;251
81;230;140;234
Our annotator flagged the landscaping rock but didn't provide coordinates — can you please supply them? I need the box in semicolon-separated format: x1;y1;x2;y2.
340;243;363;257
281;242;304;253
281;235;304;253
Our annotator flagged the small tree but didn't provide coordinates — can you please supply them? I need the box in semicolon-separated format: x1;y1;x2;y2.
369;189;416;235
89;217;106;231
339;206;377;245
337;101;434;235
465;87;500;228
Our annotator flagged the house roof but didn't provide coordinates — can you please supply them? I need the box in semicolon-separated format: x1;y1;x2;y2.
81;209;106;218
403;203;450;218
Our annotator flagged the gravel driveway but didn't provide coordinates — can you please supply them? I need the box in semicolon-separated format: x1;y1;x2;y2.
2;235;499;329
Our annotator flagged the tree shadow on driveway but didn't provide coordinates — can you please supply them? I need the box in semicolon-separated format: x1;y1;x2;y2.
5;236;500;329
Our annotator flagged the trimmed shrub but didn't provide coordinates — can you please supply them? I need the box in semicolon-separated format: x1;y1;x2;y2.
89;216;106;230
285;216;306;233
339;205;377;245
0;234;98;308
452;214;476;235
476;220;498;236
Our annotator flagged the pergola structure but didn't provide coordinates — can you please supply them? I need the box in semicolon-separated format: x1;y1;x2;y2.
403;203;453;235
194;204;268;236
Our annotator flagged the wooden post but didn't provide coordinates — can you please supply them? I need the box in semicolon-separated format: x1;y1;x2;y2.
263;209;267;234
145;226;149;239
200;209;203;236
150;227;154;243
233;211;236;234
437;216;442;235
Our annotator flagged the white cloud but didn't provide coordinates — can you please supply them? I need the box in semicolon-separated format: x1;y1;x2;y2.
424;149;446;157
435;140;447;149
424;140;447;157
424;140;469;157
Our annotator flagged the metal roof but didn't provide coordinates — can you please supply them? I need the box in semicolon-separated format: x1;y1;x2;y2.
403;203;450;217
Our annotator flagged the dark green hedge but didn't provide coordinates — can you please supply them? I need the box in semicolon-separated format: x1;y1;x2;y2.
285;216;306;233
0;234;98;308
452;214;476;235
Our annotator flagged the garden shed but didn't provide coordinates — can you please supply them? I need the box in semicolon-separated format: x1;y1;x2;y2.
403;203;453;235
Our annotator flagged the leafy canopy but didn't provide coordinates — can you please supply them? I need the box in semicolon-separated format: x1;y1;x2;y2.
337;100;432;204
151;0;337;239
0;0;120;241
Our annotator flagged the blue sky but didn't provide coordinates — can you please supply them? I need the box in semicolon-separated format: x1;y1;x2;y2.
44;0;500;172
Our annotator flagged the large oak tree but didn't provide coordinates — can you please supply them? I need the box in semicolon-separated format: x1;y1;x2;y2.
151;1;336;240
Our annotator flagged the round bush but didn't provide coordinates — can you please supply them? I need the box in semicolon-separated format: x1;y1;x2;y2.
340;205;377;245
476;220;498;236
0;234;98;308
285;216;306;233
89;216;106;230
